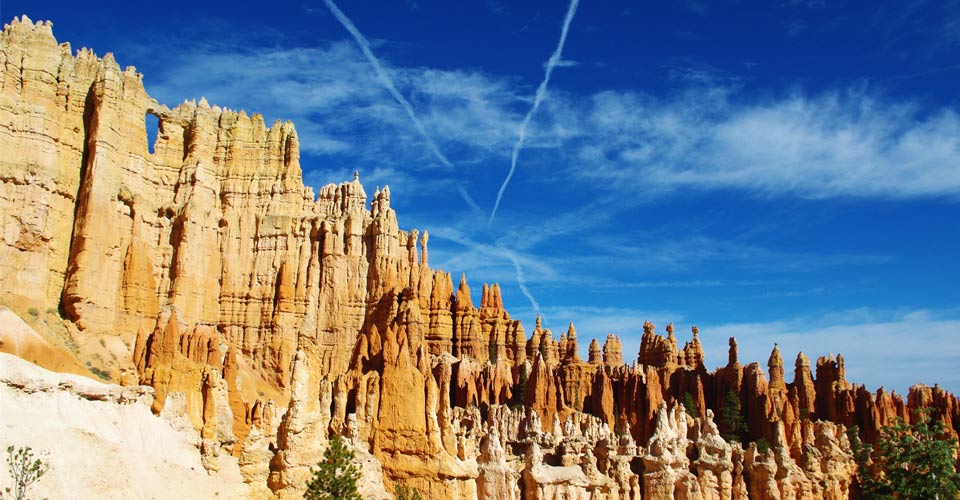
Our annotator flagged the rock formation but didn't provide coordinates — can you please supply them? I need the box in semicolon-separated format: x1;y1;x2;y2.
0;352;255;499
2;17;959;499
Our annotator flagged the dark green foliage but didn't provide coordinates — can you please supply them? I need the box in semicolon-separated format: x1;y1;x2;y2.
719;389;748;443
852;410;960;499
88;367;110;381
4;446;47;500
613;401;624;436
304;435;361;500
680;391;697;416
395;483;424;500
754;437;771;454
511;367;528;410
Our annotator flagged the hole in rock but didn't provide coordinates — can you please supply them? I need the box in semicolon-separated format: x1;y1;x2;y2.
145;112;160;154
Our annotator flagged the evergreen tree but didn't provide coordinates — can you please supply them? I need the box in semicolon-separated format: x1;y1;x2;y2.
852;410;960;499
719;389;748;443
512;366;529;410
304;435;361;500
680;391;698;417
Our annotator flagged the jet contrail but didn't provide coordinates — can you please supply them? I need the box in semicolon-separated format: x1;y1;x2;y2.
324;0;542;318
322;0;482;216
488;0;581;226
499;244;541;315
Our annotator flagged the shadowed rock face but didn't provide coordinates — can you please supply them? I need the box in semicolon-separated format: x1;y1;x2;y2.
2;17;959;500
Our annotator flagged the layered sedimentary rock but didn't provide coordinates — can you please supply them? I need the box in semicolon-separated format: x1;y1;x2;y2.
3;17;960;500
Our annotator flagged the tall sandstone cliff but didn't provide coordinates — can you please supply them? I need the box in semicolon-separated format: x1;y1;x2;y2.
2;17;959;499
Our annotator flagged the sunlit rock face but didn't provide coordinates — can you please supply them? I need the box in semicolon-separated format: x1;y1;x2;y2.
2;17;959;499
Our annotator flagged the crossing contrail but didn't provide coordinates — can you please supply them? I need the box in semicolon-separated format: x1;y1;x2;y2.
322;0;482;215
500;245;541;315
324;0;546;317
488;0;581;226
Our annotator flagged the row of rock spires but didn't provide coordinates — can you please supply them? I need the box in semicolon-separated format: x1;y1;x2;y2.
131;300;863;500
2;16;959;499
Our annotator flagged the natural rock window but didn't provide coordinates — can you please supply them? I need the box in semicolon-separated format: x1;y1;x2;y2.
145;112;160;155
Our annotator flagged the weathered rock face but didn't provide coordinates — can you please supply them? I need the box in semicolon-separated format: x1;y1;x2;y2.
3;17;960;500
0;352;254;499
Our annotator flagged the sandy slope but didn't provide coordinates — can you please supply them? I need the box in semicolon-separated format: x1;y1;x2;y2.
0;352;252;499
0;306;90;377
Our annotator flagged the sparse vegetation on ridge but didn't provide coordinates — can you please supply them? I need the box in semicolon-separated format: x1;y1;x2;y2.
395;483;424;500
3;446;47;500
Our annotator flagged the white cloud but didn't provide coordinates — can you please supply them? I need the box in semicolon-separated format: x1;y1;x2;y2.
137;33;960;203
574;87;960;200
139;40;527;175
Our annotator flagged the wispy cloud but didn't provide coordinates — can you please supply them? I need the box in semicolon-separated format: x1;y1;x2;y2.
139;28;528;212
784;20;807;37
664;58;743;86
549;233;890;278
683;0;709;15
574;87;960;200
489;0;581;225
141;33;960;204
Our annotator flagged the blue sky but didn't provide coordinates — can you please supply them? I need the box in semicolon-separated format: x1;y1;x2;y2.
6;0;960;394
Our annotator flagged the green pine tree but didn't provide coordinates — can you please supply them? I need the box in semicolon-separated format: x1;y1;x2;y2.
680;391;698;417
852;409;960;499
719;389;748;443
512;365;529;410
304;435;362;500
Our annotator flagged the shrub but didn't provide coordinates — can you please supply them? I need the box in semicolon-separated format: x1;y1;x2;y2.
304;435;361;500
754;437;771;454
395;483;424;500
26;308;38;318
852;409;960;499
4;446;47;500
88;367;111;381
